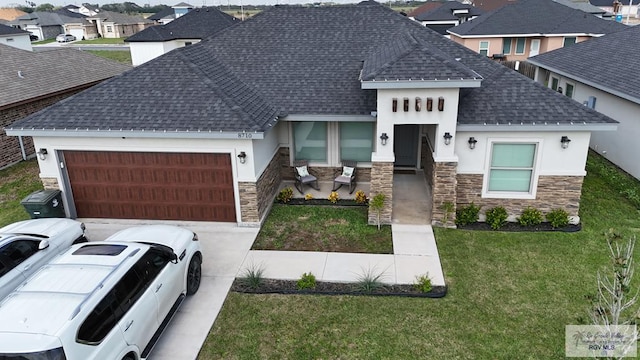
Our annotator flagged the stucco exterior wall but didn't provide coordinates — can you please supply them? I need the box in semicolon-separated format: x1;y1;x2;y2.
451;35;593;61
129;42;168;66
0;34;31;51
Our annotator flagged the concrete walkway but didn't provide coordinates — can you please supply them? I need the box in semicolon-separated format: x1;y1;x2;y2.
241;224;445;286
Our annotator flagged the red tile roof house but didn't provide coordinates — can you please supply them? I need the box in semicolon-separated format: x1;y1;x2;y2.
6;2;617;227
0;45;130;170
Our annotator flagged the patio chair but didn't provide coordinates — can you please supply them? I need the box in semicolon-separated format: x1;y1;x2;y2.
333;160;357;194
293;160;319;194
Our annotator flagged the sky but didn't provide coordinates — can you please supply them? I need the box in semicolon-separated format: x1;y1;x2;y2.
0;0;366;9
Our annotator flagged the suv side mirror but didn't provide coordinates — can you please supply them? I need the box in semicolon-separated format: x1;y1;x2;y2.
38;240;50;250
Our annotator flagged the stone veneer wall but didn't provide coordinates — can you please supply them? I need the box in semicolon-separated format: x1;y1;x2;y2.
0;90;87;169
41;177;60;190
368;162;393;225
431;162;457;227
238;151;282;224
278;146;371;182
456;174;583;217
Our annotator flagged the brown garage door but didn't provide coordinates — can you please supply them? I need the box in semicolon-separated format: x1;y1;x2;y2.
63;151;236;222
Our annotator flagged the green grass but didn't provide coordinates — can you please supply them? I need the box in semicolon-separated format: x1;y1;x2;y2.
199;152;640;359
32;38;56;45
85;50;132;65
252;204;393;254
75;37;126;45
0;160;43;227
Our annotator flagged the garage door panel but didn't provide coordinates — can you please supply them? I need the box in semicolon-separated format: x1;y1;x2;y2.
64;151;236;222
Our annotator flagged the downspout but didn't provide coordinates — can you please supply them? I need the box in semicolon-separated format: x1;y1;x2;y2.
18;136;27;160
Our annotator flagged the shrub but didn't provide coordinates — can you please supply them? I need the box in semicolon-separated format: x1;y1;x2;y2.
328;191;339;204
369;193;386;230
276;187;293;203
353;267;385;293
485;206;508;230
518;207;543;226
439;201;455;225
455;203;480;226
296;272;316;290
304;193;313;200
239;263;265;290
546;208;570;228
354;190;367;204
413;273;432;293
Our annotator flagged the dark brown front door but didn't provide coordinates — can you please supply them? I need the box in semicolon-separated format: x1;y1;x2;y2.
394;124;419;167
63;151;236;222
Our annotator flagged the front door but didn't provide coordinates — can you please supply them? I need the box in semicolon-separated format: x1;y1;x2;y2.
530;39;540;57
394;125;419;167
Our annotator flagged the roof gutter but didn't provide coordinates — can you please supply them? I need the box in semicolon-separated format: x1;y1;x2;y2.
4;128;265;139
527;59;640;106
456;122;618;132
361;78;482;89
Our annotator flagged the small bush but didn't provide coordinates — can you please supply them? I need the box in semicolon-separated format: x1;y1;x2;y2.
328;191;339;204
353;267;385;293
276;187;294;203
485;206;508;230
439;201;455;225
413;273;432;293
455;203;480;226
296;272;317;290
239;263;265;290
304;193;313;200
354;190;367;204
546;208;570;228
518;207;543;226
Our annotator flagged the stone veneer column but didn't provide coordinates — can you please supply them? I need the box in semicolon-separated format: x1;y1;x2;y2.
238;182;259;224
431;162;457;227
368;161;393;225
41;177;60;190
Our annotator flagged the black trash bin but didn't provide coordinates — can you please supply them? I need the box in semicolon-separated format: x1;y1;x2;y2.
21;190;66;219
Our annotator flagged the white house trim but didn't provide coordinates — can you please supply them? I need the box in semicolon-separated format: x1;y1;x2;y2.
361;79;482;89
5;128;267;140
456;123;618;132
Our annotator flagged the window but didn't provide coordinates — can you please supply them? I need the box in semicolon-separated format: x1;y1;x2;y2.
565;83;574;98
488;143;537;193
0;240;39;271
515;38;526;54
563;37;576;47
551;77;559;91
293;122;327;162
185;41;193;46
340;122;373;162
479;41;489;56
502;38;512;54
106;25;113;33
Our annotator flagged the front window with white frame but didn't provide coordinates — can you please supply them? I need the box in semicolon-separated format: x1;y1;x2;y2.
515;38;526;54
339;122;373;162
486;142;538;196
479;41;489;56
292;121;375;164
293;122;327;162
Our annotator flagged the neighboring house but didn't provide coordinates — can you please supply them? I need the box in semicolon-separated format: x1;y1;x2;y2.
173;2;194;18
0;44;130;170
468;0;517;11
0;23;32;51
56;8;99;40
529;25;640;180
148;3;195;25
0;8;27;21
448;0;627;60
409;1;484;36
6;3;616;227
11;11;97;41
74;3;100;17
590;0;639;19
87;10;153;38
125;6;238;66
554;0;611;17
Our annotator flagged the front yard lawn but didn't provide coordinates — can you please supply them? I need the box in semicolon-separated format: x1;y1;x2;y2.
85;50;132;64
0;160;43;227
252;204;393;254
75;37;126;45
199;152;640;359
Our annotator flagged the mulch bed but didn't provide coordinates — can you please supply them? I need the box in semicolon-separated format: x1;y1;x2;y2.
281;199;367;206
231;278;447;298
457;222;581;232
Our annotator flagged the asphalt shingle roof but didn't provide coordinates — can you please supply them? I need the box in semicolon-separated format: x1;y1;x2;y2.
590;0;638;5
8;2;616;134
90;11;152;25
449;0;627;36
0;44;131;109
0;23;28;36
148;7;174;21
529;24;640;104
126;7;238;42
413;2;484;21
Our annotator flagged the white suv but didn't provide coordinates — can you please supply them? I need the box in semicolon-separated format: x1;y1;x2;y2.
0;225;202;360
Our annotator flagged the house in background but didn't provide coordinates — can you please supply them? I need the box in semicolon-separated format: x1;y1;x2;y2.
6;3;616;227
148;2;195;25
0;44;130;170
126;6;238;66
87;10;153;38
448;0;627;60
56;8;99;40
554;0;611;17
590;0;638;21
0;24;32;51
409;1;484;36
468;0;517;11
529;25;640;180
11;12;68;41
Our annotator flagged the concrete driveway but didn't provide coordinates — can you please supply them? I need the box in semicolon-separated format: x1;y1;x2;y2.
84;220;258;360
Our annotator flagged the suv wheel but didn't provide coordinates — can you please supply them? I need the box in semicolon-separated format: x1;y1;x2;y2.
186;255;201;295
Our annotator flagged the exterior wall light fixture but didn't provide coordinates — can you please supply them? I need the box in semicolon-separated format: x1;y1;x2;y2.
468;137;477;150
237;151;247;164
560;136;571;149
37;148;48;160
443;132;452;146
380;133;389;146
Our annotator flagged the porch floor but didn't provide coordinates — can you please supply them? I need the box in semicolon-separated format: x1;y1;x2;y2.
393;170;432;225
279;180;370;201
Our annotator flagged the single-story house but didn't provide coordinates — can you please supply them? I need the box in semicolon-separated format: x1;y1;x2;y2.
10;10;98;41
0;44;130;170
409;1;484;36
148;7;176;25
6;2;617;227
449;0;627;60
529;24;640;180
87;10;153;38
0;23;32;51
126;6;238;66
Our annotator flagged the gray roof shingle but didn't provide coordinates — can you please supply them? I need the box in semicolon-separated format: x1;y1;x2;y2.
0;44;130;109
449;0;627;36
8;2;615;134
126;7;238;42
0;23;28;36
413;2;484;21
528;24;640;104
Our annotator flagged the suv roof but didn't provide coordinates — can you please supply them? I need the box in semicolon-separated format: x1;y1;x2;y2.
0;242;149;337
